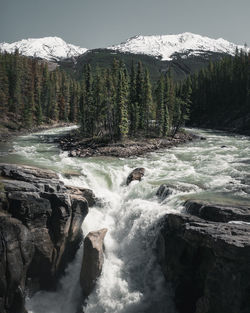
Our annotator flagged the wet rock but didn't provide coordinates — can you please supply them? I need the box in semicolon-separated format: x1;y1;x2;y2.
156;184;174;200
69;150;77;157
0;163;58;181
63;171;81;179
80;228;108;297
0;163;91;313
126;168;145;185
221;145;227;148
184;199;250;223
157;205;250;313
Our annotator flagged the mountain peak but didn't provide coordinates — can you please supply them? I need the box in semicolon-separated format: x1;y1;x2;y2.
0;37;88;61
108;32;248;60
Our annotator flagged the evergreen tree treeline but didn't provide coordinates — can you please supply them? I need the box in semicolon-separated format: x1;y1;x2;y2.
0;51;191;139
0;50;80;127
187;50;250;131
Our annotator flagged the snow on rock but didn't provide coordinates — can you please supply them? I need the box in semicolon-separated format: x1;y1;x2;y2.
0;37;88;61
108;32;248;61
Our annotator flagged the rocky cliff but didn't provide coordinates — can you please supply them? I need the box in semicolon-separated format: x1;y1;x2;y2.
157;200;250;313
0;163;92;313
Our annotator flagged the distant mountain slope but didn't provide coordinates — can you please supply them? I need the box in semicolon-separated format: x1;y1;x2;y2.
59;48;228;82
108;32;248;61
0;37;88;61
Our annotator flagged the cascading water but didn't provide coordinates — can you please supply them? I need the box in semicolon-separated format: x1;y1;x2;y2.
0;126;249;313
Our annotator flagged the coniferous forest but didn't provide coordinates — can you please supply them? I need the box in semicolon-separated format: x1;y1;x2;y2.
0;51;191;140
187;50;250;133
0;49;249;138
0;51;80;128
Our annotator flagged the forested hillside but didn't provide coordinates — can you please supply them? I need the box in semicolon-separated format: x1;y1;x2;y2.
187;50;250;134
59;48;227;82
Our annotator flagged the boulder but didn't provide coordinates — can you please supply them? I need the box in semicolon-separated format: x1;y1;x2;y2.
126;168;145;185
80;228;108;297
157;205;250;313
156;184;174;200
0;163;91;313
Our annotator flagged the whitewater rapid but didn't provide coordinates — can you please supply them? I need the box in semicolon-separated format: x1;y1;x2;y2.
0;126;249;313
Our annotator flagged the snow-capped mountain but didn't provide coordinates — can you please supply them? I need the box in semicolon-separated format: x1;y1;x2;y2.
0;37;88;61
108;32;248;61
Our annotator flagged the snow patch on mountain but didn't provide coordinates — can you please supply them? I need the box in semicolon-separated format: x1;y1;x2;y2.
108;32;248;61
0;37;88;61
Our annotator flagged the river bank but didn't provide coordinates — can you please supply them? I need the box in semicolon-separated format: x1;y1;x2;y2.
57;129;201;158
0;113;75;142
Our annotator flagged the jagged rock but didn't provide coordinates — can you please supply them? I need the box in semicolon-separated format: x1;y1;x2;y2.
66;185;96;207
0;163;90;313
184;199;250;222
156;183;196;201
157;208;250;313
126;168;145;185
80;228;108;297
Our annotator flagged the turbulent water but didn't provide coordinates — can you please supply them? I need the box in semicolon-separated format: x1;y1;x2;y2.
0;126;249;313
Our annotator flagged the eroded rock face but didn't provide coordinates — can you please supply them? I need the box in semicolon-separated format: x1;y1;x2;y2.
80;228;108;297
157;206;250;313
0;163;91;313
0;214;34;313
126;168;145;185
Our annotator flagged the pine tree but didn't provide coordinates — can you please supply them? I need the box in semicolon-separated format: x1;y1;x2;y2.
143;68;153;136
117;69;129;139
129;61;139;136
136;61;145;130
155;76;165;136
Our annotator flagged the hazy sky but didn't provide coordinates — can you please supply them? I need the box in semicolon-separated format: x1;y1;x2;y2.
1;0;249;48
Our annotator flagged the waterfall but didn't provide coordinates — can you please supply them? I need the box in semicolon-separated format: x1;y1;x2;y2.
1;126;249;313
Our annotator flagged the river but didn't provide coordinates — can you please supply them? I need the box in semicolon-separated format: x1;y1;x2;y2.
0;126;249;313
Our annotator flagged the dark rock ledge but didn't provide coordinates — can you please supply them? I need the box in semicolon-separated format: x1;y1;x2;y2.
157;199;250;313
0;163;94;313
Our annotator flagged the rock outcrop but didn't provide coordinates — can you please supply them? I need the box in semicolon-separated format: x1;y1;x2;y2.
80;228;107;297
185;199;250;223
65;185;96;207
157;201;250;313
0;163;91;313
126;168;145;185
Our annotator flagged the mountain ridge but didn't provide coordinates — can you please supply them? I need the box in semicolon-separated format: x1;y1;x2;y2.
108;32;248;61
0;33;248;62
0;36;88;61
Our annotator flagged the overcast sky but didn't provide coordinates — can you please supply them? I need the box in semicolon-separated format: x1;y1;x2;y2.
1;0;249;48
